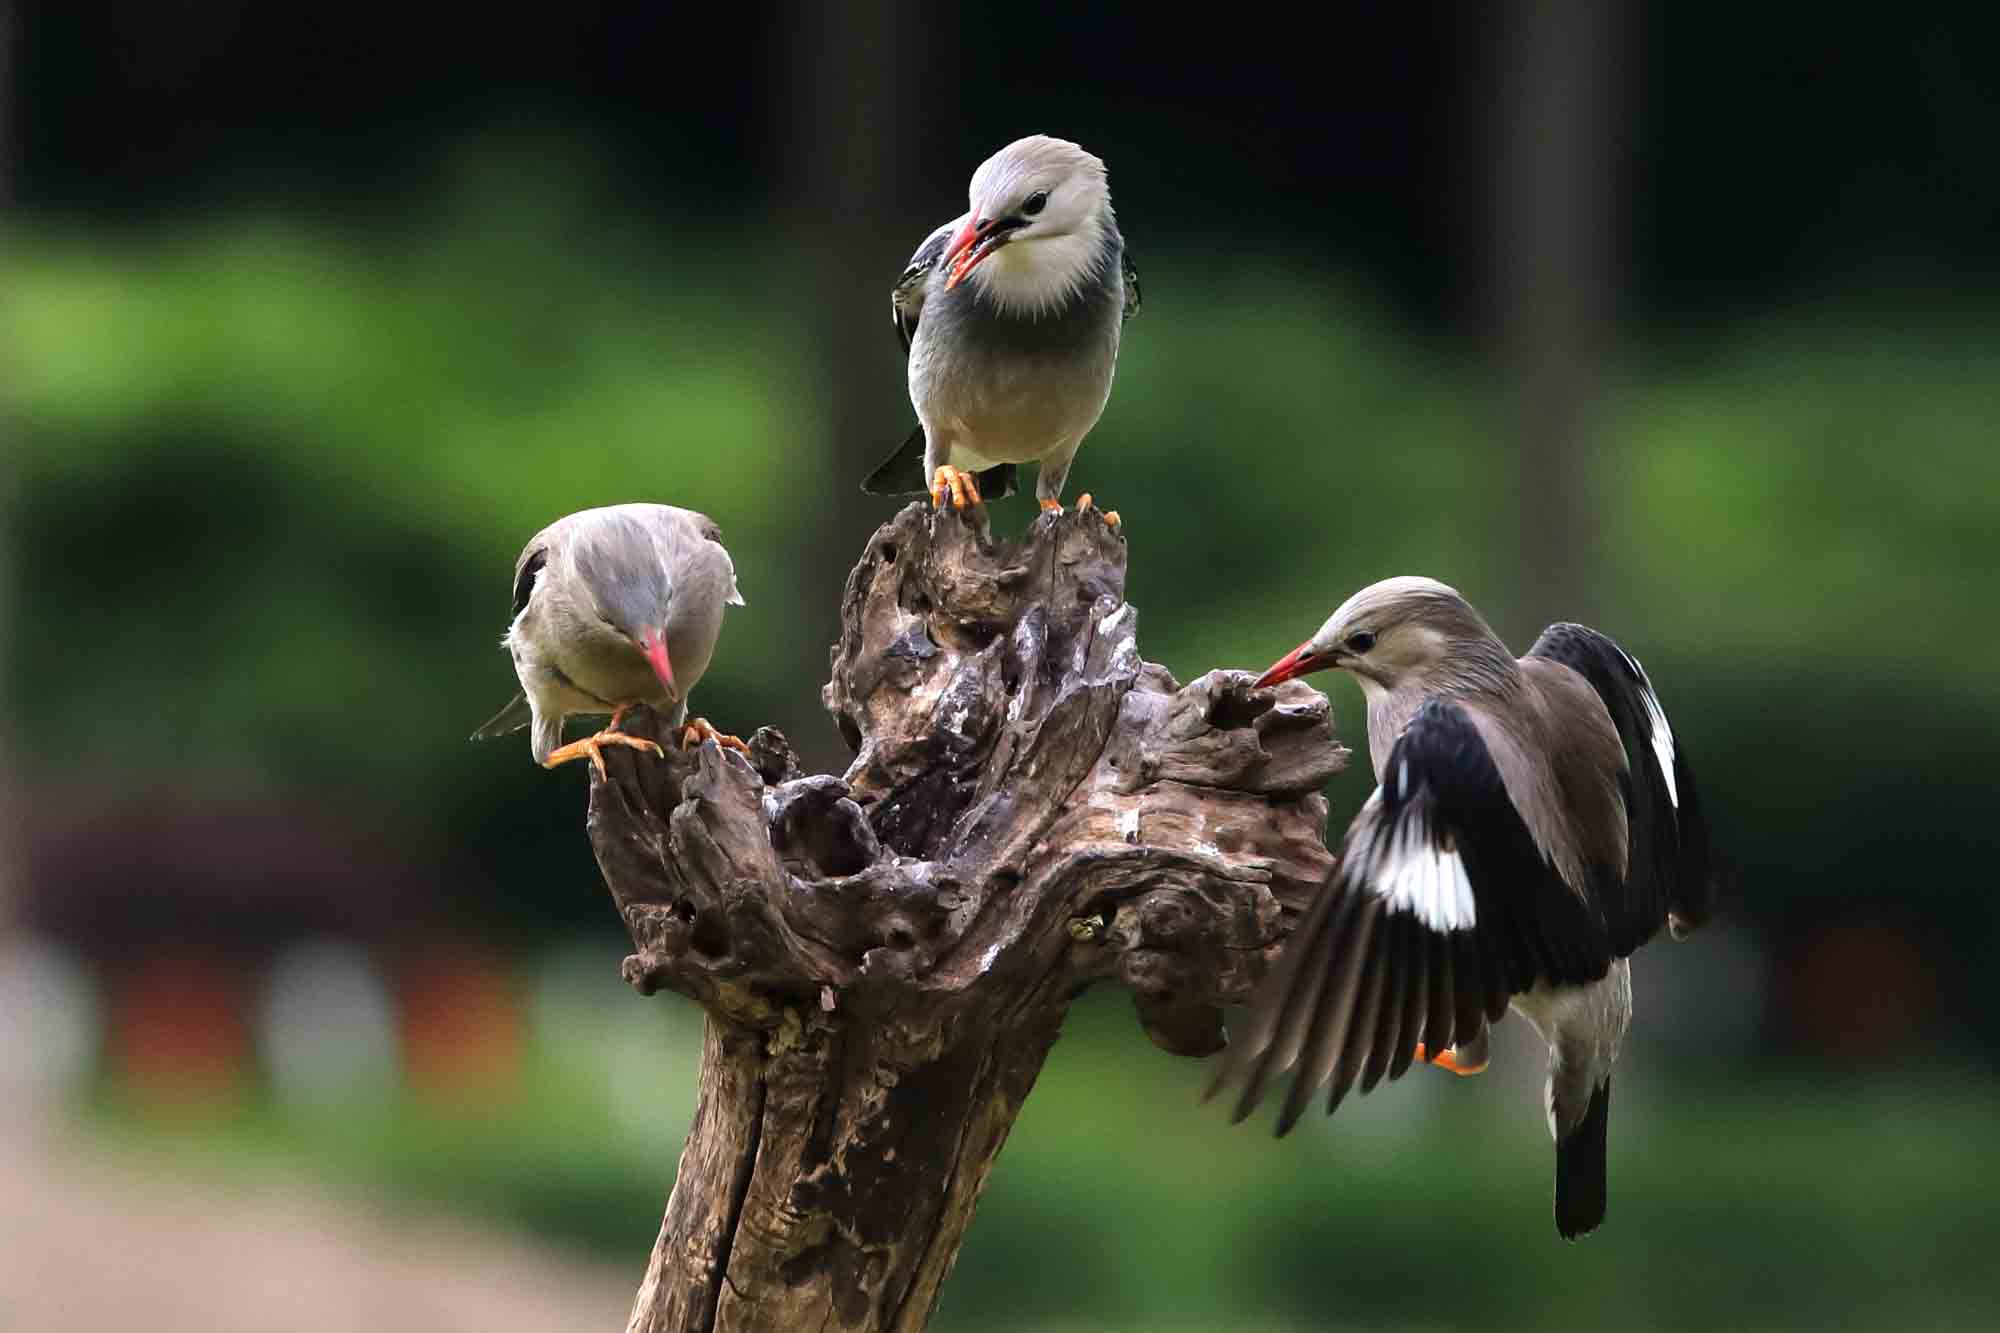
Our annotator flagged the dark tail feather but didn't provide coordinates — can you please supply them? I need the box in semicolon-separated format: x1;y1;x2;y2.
472;692;533;741
860;426;1017;500
1668;748;1717;938
861;425;928;496
1554;1079;1610;1240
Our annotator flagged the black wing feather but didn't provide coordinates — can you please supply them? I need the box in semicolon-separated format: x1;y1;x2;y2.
1385;920;1428;1083
891;225;952;356
1214;699;1614;1131
1424;929;1457;1056
510;548;547;619
1528;623;1716;952
1326;900;1388;1114
1260;886;1364;1132
1352;912;1400;1088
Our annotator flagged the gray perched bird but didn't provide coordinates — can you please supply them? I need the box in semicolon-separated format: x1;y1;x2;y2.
1210;577;1715;1240
472;504;747;774
863;134;1140;517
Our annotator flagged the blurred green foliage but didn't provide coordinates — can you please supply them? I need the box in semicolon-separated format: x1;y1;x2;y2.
8;196;1998;955
80;989;2000;1332
8;187;2000;1330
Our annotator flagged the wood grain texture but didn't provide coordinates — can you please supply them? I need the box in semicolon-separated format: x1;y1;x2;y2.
585;502;1346;1332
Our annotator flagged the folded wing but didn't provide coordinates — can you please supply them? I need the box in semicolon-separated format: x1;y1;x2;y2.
1527;623;1716;950
866;218;1018;500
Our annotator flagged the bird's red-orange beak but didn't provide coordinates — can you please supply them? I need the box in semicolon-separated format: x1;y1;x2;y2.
944;215;1022;290
1254;640;1334;689
637;628;676;699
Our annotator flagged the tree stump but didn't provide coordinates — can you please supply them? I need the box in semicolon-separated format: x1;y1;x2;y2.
585;503;1347;1333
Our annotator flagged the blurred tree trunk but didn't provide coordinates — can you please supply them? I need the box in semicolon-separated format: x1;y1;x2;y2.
772;0;941;774
1493;0;1631;628
0;0;17;923
588;506;1345;1332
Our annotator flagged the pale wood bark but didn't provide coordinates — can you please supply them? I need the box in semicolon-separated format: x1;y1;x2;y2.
586;503;1347;1332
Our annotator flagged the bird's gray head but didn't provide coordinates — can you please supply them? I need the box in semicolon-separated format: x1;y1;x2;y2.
559;507;743;703
1254;576;1516;698
943;134;1113;315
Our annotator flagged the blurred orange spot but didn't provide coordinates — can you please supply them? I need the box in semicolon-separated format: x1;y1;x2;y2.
112;955;248;1109
398;953;523;1105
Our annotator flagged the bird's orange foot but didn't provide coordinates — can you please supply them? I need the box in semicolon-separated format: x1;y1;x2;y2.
1075;493;1121;529
679;717;751;754
929;465;983;511
1038;497;1064;515
542;729;665;779
1413;1042;1489;1076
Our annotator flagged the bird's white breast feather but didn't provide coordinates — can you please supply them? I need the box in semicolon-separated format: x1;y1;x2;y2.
1368;805;1477;932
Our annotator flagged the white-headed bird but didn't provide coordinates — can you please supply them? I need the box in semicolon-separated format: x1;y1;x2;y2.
864;134;1140;519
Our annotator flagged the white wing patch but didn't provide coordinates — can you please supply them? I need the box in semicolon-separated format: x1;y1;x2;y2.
1639;686;1678;808
1618;648;1679;809
1362;795;1477;933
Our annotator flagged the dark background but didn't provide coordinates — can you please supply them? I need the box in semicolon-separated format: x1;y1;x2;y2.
5;4;1998;1330
23;5;2000;322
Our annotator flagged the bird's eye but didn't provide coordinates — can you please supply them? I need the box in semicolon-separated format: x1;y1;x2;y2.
1022;190;1049;217
1345;631;1377;653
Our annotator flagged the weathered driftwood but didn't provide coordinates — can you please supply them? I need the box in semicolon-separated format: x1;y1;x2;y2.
585;502;1346;1333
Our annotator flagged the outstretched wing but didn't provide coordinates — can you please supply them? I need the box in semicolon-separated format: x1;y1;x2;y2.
892;220;957;356
1121;251;1141;321
1528;623;1716;948
1213;699;1613;1134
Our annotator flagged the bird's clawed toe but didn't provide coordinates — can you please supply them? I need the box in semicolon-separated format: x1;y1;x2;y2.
929;466;983;511
1075;494;1121;529
680;717;751;754
1413;1042;1489;1077
1038;497;1064;515
542;729;667;779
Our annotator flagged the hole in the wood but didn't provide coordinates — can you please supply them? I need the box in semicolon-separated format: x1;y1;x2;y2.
673;897;699;924
837;714;862;753
886;927;916;951
690;912;730;959
961;621;1000;650
910;590;933;614
880;542;898;564
990;867;1022;896
776;800;872;878
1209;689;1272;731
